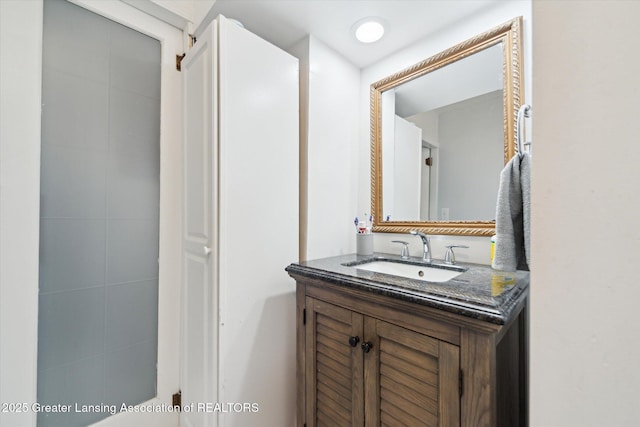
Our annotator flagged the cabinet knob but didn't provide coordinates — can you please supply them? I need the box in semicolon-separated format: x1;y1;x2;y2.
361;341;373;353
348;336;360;347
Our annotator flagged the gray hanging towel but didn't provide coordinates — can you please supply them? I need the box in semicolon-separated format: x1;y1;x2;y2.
492;152;531;271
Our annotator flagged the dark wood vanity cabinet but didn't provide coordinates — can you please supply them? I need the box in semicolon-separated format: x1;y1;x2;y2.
306;296;460;426
293;276;527;427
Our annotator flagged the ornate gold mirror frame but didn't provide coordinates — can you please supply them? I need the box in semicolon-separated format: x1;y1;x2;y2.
371;17;524;236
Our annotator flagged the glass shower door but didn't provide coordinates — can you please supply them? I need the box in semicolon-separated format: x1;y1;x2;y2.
37;1;170;425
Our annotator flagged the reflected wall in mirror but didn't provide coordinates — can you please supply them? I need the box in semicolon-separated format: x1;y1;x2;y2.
371;17;524;236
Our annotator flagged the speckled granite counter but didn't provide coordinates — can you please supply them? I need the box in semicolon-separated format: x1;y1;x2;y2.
286;253;529;325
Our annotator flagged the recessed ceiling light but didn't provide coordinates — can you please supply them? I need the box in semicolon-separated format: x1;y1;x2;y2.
353;18;386;43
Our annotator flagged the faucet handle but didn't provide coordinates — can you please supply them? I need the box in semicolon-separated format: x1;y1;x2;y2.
391;240;410;259
444;245;469;265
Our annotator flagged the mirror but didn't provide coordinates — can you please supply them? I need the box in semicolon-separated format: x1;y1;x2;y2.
371;17;524;236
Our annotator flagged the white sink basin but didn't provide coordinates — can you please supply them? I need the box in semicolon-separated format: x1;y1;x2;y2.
355;261;463;283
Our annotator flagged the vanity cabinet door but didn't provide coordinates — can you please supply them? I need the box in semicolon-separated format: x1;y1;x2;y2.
305;297;364;427
364;318;461;427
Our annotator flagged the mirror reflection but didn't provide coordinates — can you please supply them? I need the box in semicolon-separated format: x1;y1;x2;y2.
371;17;523;236
382;43;504;221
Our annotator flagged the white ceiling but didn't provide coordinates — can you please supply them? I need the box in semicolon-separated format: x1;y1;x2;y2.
394;42;503;117
211;0;503;68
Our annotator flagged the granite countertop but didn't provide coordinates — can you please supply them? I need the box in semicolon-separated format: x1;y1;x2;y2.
286;253;529;325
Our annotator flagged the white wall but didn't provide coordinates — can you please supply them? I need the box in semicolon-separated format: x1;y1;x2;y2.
140;0;215;34
408;110;439;147
289;38;310;261
437;91;503;220
289;36;360;261
117;1;216;43
192;0;216;27
0;1;43;426
151;0;195;22
361;0;532;264
530;2;640;426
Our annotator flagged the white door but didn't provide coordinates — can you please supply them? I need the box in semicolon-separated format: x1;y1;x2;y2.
393;115;422;220
180;15;299;427
41;1;182;426
216;16;298;427
180;19;218;427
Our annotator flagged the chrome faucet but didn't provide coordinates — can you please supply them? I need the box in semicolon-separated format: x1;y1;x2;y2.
410;230;432;262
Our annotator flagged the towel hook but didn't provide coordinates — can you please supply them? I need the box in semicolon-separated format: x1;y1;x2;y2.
517;104;532;156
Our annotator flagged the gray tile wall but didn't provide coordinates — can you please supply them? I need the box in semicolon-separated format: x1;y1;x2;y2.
38;1;160;425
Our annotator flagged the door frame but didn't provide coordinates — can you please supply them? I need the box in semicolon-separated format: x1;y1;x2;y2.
0;1;184;426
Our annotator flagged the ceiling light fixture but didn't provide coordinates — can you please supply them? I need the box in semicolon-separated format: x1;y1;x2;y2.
353;17;386;43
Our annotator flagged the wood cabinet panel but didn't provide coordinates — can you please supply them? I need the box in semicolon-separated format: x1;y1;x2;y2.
305;281;462;345
295;277;527;427
306;296;460;427
367;317;460;427
305;297;364;427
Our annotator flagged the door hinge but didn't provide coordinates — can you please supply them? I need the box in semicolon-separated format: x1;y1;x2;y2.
459;370;463;397
176;34;197;71
303;308;306;325
172;390;182;410
176;53;186;72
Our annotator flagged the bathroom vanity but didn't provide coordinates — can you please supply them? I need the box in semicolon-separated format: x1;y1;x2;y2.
286;254;529;427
